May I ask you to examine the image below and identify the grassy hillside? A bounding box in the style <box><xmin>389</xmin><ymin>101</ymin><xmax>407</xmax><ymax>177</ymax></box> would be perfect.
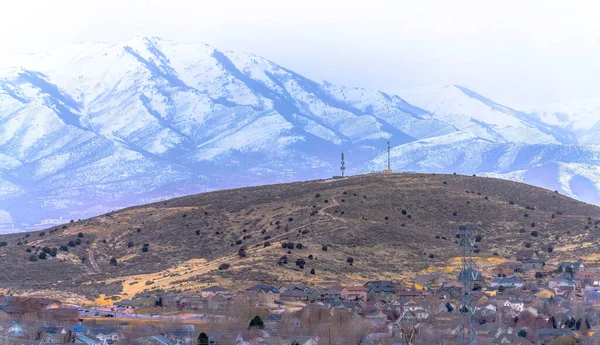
<box><xmin>0</xmin><ymin>173</ymin><xmax>598</xmax><ymax>303</ymax></box>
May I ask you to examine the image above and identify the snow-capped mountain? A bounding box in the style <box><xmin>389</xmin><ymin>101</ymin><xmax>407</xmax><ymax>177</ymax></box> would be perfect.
<box><xmin>0</xmin><ymin>36</ymin><xmax>599</xmax><ymax>232</ymax></box>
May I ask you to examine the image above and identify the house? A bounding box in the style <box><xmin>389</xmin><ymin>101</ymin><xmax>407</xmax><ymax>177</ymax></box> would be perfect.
<box><xmin>585</xmin><ymin>286</ymin><xmax>600</xmax><ymax>302</ymax></box>
<box><xmin>414</xmin><ymin>274</ymin><xmax>446</xmax><ymax>289</ymax></box>
<box><xmin>491</xmin><ymin>262</ymin><xmax>523</xmax><ymax>277</ymax></box>
<box><xmin>502</xmin><ymin>299</ymin><xmax>524</xmax><ymax>312</ymax></box>
<box><xmin>114</xmin><ymin>298</ymin><xmax>155</xmax><ymax>309</ymax></box>
<box><xmin>340</xmin><ymin>286</ymin><xmax>367</xmax><ymax>301</ymax></box>
<box><xmin>558</xmin><ymin>261</ymin><xmax>585</xmax><ymax>273</ymax></box>
<box><xmin>574</xmin><ymin>271</ymin><xmax>594</xmax><ymax>288</ymax></box>
<box><xmin>490</xmin><ymin>277</ymin><xmax>524</xmax><ymax>289</ymax></box>
<box><xmin>536</xmin><ymin>329</ymin><xmax>574</xmax><ymax>345</ymax></box>
<box><xmin>76</xmin><ymin>334</ymin><xmax>103</xmax><ymax>345</ymax></box>
<box><xmin>85</xmin><ymin>328</ymin><xmax>123</xmax><ymax>345</ymax></box>
<box><xmin>280</xmin><ymin>289</ymin><xmax>309</xmax><ymax>302</ymax></box>
<box><xmin>535</xmin><ymin>289</ymin><xmax>555</xmax><ymax>299</ymax></box>
<box><xmin>364</xmin><ymin>310</ymin><xmax>387</xmax><ymax>323</ymax></box>
<box><xmin>397</xmin><ymin>289</ymin><xmax>422</xmax><ymax>301</ymax></box>
<box><xmin>201</xmin><ymin>286</ymin><xmax>228</xmax><ymax>298</ymax></box>
<box><xmin>509</xmin><ymin>250</ymin><xmax>539</xmax><ymax>263</ymax></box>
<box><xmin>311</xmin><ymin>286</ymin><xmax>342</xmax><ymax>301</ymax></box>
<box><xmin>523</xmin><ymin>259</ymin><xmax>545</xmax><ymax>271</ymax></box>
<box><xmin>554</xmin><ymin>285</ymin><xmax>575</xmax><ymax>298</ymax></box>
<box><xmin>245</xmin><ymin>285</ymin><xmax>279</xmax><ymax>303</ymax></box>
<box><xmin>38</xmin><ymin>326</ymin><xmax>68</xmax><ymax>343</ymax></box>
<box><xmin>264</xmin><ymin>314</ymin><xmax>282</xmax><ymax>324</ymax></box>
<box><xmin>495</xmin><ymin>333</ymin><xmax>534</xmax><ymax>345</ymax></box>
<box><xmin>435</xmin><ymin>286</ymin><xmax>462</xmax><ymax>300</ymax></box>
<box><xmin>138</xmin><ymin>335</ymin><xmax>177</xmax><ymax>345</ymax></box>
<box><xmin>167</xmin><ymin>325</ymin><xmax>194</xmax><ymax>345</ymax></box>
<box><xmin>5</xmin><ymin>322</ymin><xmax>27</xmax><ymax>338</ymax></box>
<box><xmin>549</xmin><ymin>275</ymin><xmax>576</xmax><ymax>289</ymax></box>
<box><xmin>279</xmin><ymin>284</ymin><xmax>307</xmax><ymax>294</ymax></box>
<box><xmin>0</xmin><ymin>297</ymin><xmax>62</xmax><ymax>319</ymax></box>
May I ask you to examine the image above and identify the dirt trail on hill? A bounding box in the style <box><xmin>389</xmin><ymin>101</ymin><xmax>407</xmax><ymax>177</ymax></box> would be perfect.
<box><xmin>87</xmin><ymin>248</ymin><xmax>101</xmax><ymax>273</ymax></box>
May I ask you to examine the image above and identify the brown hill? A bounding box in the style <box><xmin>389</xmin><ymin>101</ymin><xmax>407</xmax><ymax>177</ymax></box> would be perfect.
<box><xmin>0</xmin><ymin>173</ymin><xmax>598</xmax><ymax>304</ymax></box>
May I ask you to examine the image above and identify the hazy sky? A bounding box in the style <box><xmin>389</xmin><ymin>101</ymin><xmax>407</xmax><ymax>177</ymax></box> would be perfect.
<box><xmin>1</xmin><ymin>0</ymin><xmax>599</xmax><ymax>106</ymax></box>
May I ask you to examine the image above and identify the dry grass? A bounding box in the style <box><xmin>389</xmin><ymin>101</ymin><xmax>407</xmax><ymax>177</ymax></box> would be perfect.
<box><xmin>0</xmin><ymin>172</ymin><xmax>598</xmax><ymax>303</ymax></box>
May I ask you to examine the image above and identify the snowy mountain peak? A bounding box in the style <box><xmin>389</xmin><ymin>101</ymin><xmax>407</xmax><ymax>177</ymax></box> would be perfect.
<box><xmin>0</xmin><ymin>37</ymin><xmax>598</xmax><ymax>233</ymax></box>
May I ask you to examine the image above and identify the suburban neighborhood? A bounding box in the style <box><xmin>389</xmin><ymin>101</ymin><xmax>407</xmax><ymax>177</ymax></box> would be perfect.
<box><xmin>0</xmin><ymin>249</ymin><xmax>599</xmax><ymax>344</ymax></box>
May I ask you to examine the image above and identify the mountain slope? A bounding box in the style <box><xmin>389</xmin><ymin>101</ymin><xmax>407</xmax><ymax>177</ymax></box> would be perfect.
<box><xmin>1</xmin><ymin>37</ymin><xmax>457</xmax><ymax>232</ymax></box>
<box><xmin>0</xmin><ymin>174</ymin><xmax>598</xmax><ymax>303</ymax></box>
<box><xmin>399</xmin><ymin>84</ymin><xmax>575</xmax><ymax>144</ymax></box>
<box><xmin>1</xmin><ymin>37</ymin><xmax>600</xmax><ymax>232</ymax></box>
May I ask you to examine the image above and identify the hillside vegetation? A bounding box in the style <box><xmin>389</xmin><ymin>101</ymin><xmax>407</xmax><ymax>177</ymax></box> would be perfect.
<box><xmin>0</xmin><ymin>173</ymin><xmax>598</xmax><ymax>303</ymax></box>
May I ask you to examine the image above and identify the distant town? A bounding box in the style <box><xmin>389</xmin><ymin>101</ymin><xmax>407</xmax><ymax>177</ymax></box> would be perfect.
<box><xmin>0</xmin><ymin>246</ymin><xmax>597</xmax><ymax>345</ymax></box>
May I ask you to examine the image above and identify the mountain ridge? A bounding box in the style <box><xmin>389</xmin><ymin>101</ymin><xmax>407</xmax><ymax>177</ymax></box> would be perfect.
<box><xmin>0</xmin><ymin>36</ymin><xmax>599</xmax><ymax>232</ymax></box>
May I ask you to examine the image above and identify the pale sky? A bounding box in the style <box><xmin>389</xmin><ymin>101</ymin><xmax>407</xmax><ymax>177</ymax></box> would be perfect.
<box><xmin>1</xmin><ymin>0</ymin><xmax>599</xmax><ymax>106</ymax></box>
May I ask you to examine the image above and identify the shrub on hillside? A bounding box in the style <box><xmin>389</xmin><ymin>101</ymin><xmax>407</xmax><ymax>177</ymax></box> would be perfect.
<box><xmin>218</xmin><ymin>263</ymin><xmax>230</xmax><ymax>270</ymax></box>
<box><xmin>110</xmin><ymin>257</ymin><xmax>118</xmax><ymax>266</ymax></box>
<box><xmin>29</xmin><ymin>254</ymin><xmax>38</xmax><ymax>262</ymax></box>
<box><xmin>347</xmin><ymin>257</ymin><xmax>354</xmax><ymax>265</ymax></box>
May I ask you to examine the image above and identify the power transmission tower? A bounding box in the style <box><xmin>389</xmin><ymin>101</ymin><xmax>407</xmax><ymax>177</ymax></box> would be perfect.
<box><xmin>456</xmin><ymin>224</ymin><xmax>479</xmax><ymax>345</ymax></box>
<box><xmin>340</xmin><ymin>153</ymin><xmax>345</xmax><ymax>177</ymax></box>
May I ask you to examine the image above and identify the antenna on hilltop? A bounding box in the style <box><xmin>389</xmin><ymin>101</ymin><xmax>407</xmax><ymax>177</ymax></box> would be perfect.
<box><xmin>340</xmin><ymin>153</ymin><xmax>345</xmax><ymax>177</ymax></box>
<box><xmin>384</xmin><ymin>140</ymin><xmax>393</xmax><ymax>174</ymax></box>
<box><xmin>387</xmin><ymin>140</ymin><xmax>391</xmax><ymax>170</ymax></box>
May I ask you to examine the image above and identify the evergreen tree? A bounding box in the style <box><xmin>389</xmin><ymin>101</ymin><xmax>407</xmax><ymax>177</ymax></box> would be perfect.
<box><xmin>248</xmin><ymin>315</ymin><xmax>264</xmax><ymax>329</ymax></box>
<box><xmin>197</xmin><ymin>332</ymin><xmax>209</xmax><ymax>345</ymax></box>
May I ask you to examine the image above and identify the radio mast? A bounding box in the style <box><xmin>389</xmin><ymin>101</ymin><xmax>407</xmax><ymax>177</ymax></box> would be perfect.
<box><xmin>384</xmin><ymin>140</ymin><xmax>393</xmax><ymax>174</ymax></box>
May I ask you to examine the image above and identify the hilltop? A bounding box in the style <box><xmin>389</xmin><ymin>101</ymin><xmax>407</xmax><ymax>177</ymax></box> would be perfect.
<box><xmin>0</xmin><ymin>173</ymin><xmax>598</xmax><ymax>304</ymax></box>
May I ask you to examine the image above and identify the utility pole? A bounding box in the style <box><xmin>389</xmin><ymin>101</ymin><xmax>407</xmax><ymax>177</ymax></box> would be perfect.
<box><xmin>328</xmin><ymin>325</ymin><xmax>332</xmax><ymax>345</ymax></box>
<box><xmin>387</xmin><ymin>140</ymin><xmax>391</xmax><ymax>171</ymax></box>
<box><xmin>456</xmin><ymin>224</ymin><xmax>479</xmax><ymax>345</ymax></box>
<box><xmin>340</xmin><ymin>153</ymin><xmax>345</xmax><ymax>177</ymax></box>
